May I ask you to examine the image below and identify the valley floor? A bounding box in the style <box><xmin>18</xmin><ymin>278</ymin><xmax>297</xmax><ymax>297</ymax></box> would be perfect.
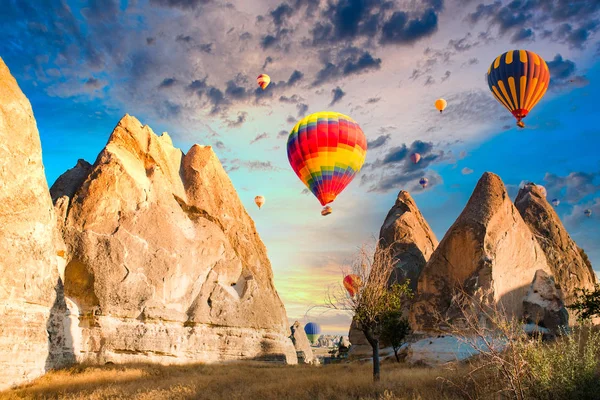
<box><xmin>0</xmin><ymin>361</ymin><xmax>467</xmax><ymax>400</ymax></box>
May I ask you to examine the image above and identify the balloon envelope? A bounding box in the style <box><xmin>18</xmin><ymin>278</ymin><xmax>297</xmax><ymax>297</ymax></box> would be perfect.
<box><xmin>257</xmin><ymin>74</ymin><xmax>270</xmax><ymax>90</ymax></box>
<box><xmin>585</xmin><ymin>209</ymin><xmax>592</xmax><ymax>217</ymax></box>
<box><xmin>287</xmin><ymin>112</ymin><xmax>367</xmax><ymax>211</ymax></box>
<box><xmin>343</xmin><ymin>274</ymin><xmax>362</xmax><ymax>297</ymax></box>
<box><xmin>486</xmin><ymin>50</ymin><xmax>550</xmax><ymax>128</ymax></box>
<box><xmin>419</xmin><ymin>177</ymin><xmax>429</xmax><ymax>188</ymax></box>
<box><xmin>304</xmin><ymin>322</ymin><xmax>321</xmax><ymax>344</ymax></box>
<box><xmin>410</xmin><ymin>153</ymin><xmax>421</xmax><ymax>164</ymax></box>
<box><xmin>552</xmin><ymin>198</ymin><xmax>560</xmax><ymax>207</ymax></box>
<box><xmin>435</xmin><ymin>98</ymin><xmax>447</xmax><ymax>113</ymax></box>
<box><xmin>254</xmin><ymin>195</ymin><xmax>265</xmax><ymax>209</ymax></box>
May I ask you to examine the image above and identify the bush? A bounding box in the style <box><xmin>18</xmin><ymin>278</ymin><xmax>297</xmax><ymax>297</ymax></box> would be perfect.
<box><xmin>523</xmin><ymin>327</ymin><xmax>600</xmax><ymax>400</ymax></box>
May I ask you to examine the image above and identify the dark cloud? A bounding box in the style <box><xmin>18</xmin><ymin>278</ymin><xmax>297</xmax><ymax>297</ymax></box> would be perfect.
<box><xmin>85</xmin><ymin>77</ymin><xmax>103</xmax><ymax>89</ymax></box>
<box><xmin>263</xmin><ymin>56</ymin><xmax>273</xmax><ymax>69</ymax></box>
<box><xmin>546</xmin><ymin>54</ymin><xmax>589</xmax><ymax>88</ymax></box>
<box><xmin>366</xmin><ymin>134</ymin><xmax>391</xmax><ymax>149</ymax></box>
<box><xmin>448</xmin><ymin>33</ymin><xmax>477</xmax><ymax>52</ymax></box>
<box><xmin>367</xmin><ymin>97</ymin><xmax>381</xmax><ymax>103</ymax></box>
<box><xmin>380</xmin><ymin>8</ymin><xmax>439</xmax><ymax>45</ymax></box>
<box><xmin>287</xmin><ymin>115</ymin><xmax>296</xmax><ymax>124</ymax></box>
<box><xmin>441</xmin><ymin>70</ymin><xmax>451</xmax><ymax>82</ymax></box>
<box><xmin>313</xmin><ymin>49</ymin><xmax>382</xmax><ymax>86</ymax></box>
<box><xmin>544</xmin><ymin>171</ymin><xmax>600</xmax><ymax>202</ymax></box>
<box><xmin>176</xmin><ymin>34</ymin><xmax>193</xmax><ymax>43</ymax></box>
<box><xmin>287</xmin><ymin>70</ymin><xmax>304</xmax><ymax>86</ymax></box>
<box><xmin>146</xmin><ymin>37</ymin><xmax>155</xmax><ymax>45</ymax></box>
<box><xmin>278</xmin><ymin>130</ymin><xmax>289</xmax><ymax>139</ymax></box>
<box><xmin>149</xmin><ymin>0</ymin><xmax>212</xmax><ymax>10</ymax></box>
<box><xmin>296</xmin><ymin>103</ymin><xmax>309</xmax><ymax>117</ymax></box>
<box><xmin>215</xmin><ymin>140</ymin><xmax>226</xmax><ymax>150</ymax></box>
<box><xmin>250</xmin><ymin>132</ymin><xmax>269</xmax><ymax>144</ymax></box>
<box><xmin>301</xmin><ymin>188</ymin><xmax>310</xmax><ymax>195</ymax></box>
<box><xmin>512</xmin><ymin>28</ymin><xmax>534</xmax><ymax>43</ymax></box>
<box><xmin>227</xmin><ymin>111</ymin><xmax>248</xmax><ymax>127</ymax></box>
<box><xmin>424</xmin><ymin>76</ymin><xmax>435</xmax><ymax>86</ymax></box>
<box><xmin>158</xmin><ymin>77</ymin><xmax>177</xmax><ymax>89</ymax></box>
<box><xmin>329</xmin><ymin>87</ymin><xmax>346</xmax><ymax>106</ymax></box>
<box><xmin>198</xmin><ymin>43</ymin><xmax>213</xmax><ymax>53</ymax></box>
<box><xmin>279</xmin><ymin>94</ymin><xmax>303</xmax><ymax>103</ymax></box>
<box><xmin>245</xmin><ymin>160</ymin><xmax>279</xmax><ymax>171</ymax></box>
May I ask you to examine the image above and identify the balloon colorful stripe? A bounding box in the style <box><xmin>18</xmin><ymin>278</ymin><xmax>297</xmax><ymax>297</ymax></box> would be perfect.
<box><xmin>286</xmin><ymin>112</ymin><xmax>367</xmax><ymax>207</ymax></box>
<box><xmin>487</xmin><ymin>50</ymin><xmax>550</xmax><ymax>128</ymax></box>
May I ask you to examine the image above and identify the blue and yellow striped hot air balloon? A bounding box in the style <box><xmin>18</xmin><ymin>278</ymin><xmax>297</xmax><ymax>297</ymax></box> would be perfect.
<box><xmin>304</xmin><ymin>322</ymin><xmax>321</xmax><ymax>345</ymax></box>
<box><xmin>486</xmin><ymin>50</ymin><xmax>550</xmax><ymax>128</ymax></box>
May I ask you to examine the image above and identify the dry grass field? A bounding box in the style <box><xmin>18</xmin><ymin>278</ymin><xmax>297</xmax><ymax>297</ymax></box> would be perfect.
<box><xmin>0</xmin><ymin>361</ymin><xmax>469</xmax><ymax>400</ymax></box>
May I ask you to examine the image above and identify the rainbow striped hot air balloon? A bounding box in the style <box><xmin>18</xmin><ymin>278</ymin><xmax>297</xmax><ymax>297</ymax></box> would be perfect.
<box><xmin>287</xmin><ymin>112</ymin><xmax>367</xmax><ymax>215</ymax></box>
<box><xmin>486</xmin><ymin>50</ymin><xmax>550</xmax><ymax>128</ymax></box>
<box><xmin>304</xmin><ymin>322</ymin><xmax>321</xmax><ymax>345</ymax></box>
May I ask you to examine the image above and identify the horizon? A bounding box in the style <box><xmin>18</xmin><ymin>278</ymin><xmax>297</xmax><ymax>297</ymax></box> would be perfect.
<box><xmin>2</xmin><ymin>0</ymin><xmax>599</xmax><ymax>336</ymax></box>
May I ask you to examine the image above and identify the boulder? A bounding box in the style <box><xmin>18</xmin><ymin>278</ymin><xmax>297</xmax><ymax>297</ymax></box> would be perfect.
<box><xmin>0</xmin><ymin>58</ymin><xmax>68</xmax><ymax>390</ymax></box>
<box><xmin>523</xmin><ymin>269</ymin><xmax>569</xmax><ymax>335</ymax></box>
<box><xmin>290</xmin><ymin>321</ymin><xmax>316</xmax><ymax>364</ymax></box>
<box><xmin>412</xmin><ymin>172</ymin><xmax>552</xmax><ymax>331</ymax></box>
<box><xmin>52</xmin><ymin>114</ymin><xmax>297</xmax><ymax>365</ymax></box>
<box><xmin>515</xmin><ymin>184</ymin><xmax>597</xmax><ymax>321</ymax></box>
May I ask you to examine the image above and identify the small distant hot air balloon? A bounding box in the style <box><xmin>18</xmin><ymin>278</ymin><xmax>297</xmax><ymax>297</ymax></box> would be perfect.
<box><xmin>304</xmin><ymin>322</ymin><xmax>321</xmax><ymax>345</ymax></box>
<box><xmin>551</xmin><ymin>198</ymin><xmax>560</xmax><ymax>207</ymax></box>
<box><xmin>343</xmin><ymin>274</ymin><xmax>362</xmax><ymax>297</ymax></box>
<box><xmin>410</xmin><ymin>153</ymin><xmax>421</xmax><ymax>164</ymax></box>
<box><xmin>257</xmin><ymin>74</ymin><xmax>270</xmax><ymax>90</ymax></box>
<box><xmin>321</xmin><ymin>206</ymin><xmax>332</xmax><ymax>216</ymax></box>
<box><xmin>435</xmin><ymin>98</ymin><xmax>447</xmax><ymax>113</ymax></box>
<box><xmin>584</xmin><ymin>209</ymin><xmax>592</xmax><ymax>218</ymax></box>
<box><xmin>419</xmin><ymin>177</ymin><xmax>429</xmax><ymax>188</ymax></box>
<box><xmin>287</xmin><ymin>112</ymin><xmax>367</xmax><ymax>216</ymax></box>
<box><xmin>254</xmin><ymin>195</ymin><xmax>265</xmax><ymax>209</ymax></box>
<box><xmin>486</xmin><ymin>50</ymin><xmax>550</xmax><ymax>128</ymax></box>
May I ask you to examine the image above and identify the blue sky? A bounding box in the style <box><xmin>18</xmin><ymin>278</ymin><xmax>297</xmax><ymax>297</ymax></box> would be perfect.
<box><xmin>1</xmin><ymin>0</ymin><xmax>599</xmax><ymax>334</ymax></box>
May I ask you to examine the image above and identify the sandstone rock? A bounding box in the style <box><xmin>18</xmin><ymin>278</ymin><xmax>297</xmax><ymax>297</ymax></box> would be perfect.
<box><xmin>0</xmin><ymin>58</ymin><xmax>67</xmax><ymax>390</ymax></box>
<box><xmin>290</xmin><ymin>321</ymin><xmax>316</xmax><ymax>364</ymax></box>
<box><xmin>412</xmin><ymin>172</ymin><xmax>552</xmax><ymax>332</ymax></box>
<box><xmin>52</xmin><ymin>114</ymin><xmax>296</xmax><ymax>365</ymax></box>
<box><xmin>515</xmin><ymin>184</ymin><xmax>597</xmax><ymax>320</ymax></box>
<box><xmin>350</xmin><ymin>191</ymin><xmax>438</xmax><ymax>355</ymax></box>
<box><xmin>380</xmin><ymin>191</ymin><xmax>439</xmax><ymax>292</ymax></box>
<box><xmin>523</xmin><ymin>269</ymin><xmax>569</xmax><ymax>335</ymax></box>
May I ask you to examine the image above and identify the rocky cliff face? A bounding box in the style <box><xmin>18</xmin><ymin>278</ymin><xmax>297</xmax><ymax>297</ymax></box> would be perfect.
<box><xmin>290</xmin><ymin>321</ymin><xmax>316</xmax><ymax>364</ymax></box>
<box><xmin>412</xmin><ymin>172</ymin><xmax>552</xmax><ymax>331</ymax></box>
<box><xmin>0</xmin><ymin>58</ymin><xmax>67</xmax><ymax>390</ymax></box>
<box><xmin>349</xmin><ymin>191</ymin><xmax>438</xmax><ymax>355</ymax></box>
<box><xmin>515</xmin><ymin>184</ymin><xmax>597</xmax><ymax>317</ymax></box>
<box><xmin>52</xmin><ymin>114</ymin><xmax>296</xmax><ymax>364</ymax></box>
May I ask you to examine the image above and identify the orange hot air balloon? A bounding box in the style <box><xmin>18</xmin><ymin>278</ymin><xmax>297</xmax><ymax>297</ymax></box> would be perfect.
<box><xmin>435</xmin><ymin>98</ymin><xmax>447</xmax><ymax>113</ymax></box>
<box><xmin>254</xmin><ymin>195</ymin><xmax>265</xmax><ymax>209</ymax></box>
<box><xmin>486</xmin><ymin>50</ymin><xmax>550</xmax><ymax>128</ymax></box>
<box><xmin>257</xmin><ymin>74</ymin><xmax>270</xmax><ymax>90</ymax></box>
<box><xmin>343</xmin><ymin>274</ymin><xmax>362</xmax><ymax>297</ymax></box>
<box><xmin>410</xmin><ymin>153</ymin><xmax>421</xmax><ymax>164</ymax></box>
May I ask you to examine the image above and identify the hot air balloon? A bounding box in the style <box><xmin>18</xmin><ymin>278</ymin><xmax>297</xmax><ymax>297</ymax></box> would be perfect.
<box><xmin>287</xmin><ymin>112</ymin><xmax>367</xmax><ymax>215</ymax></box>
<box><xmin>552</xmin><ymin>198</ymin><xmax>560</xmax><ymax>207</ymax></box>
<box><xmin>304</xmin><ymin>322</ymin><xmax>321</xmax><ymax>345</ymax></box>
<box><xmin>343</xmin><ymin>274</ymin><xmax>362</xmax><ymax>297</ymax></box>
<box><xmin>486</xmin><ymin>50</ymin><xmax>550</xmax><ymax>128</ymax></box>
<box><xmin>321</xmin><ymin>206</ymin><xmax>332</xmax><ymax>216</ymax></box>
<box><xmin>254</xmin><ymin>195</ymin><xmax>265</xmax><ymax>209</ymax></box>
<box><xmin>410</xmin><ymin>153</ymin><xmax>421</xmax><ymax>164</ymax></box>
<box><xmin>419</xmin><ymin>177</ymin><xmax>429</xmax><ymax>188</ymax></box>
<box><xmin>585</xmin><ymin>209</ymin><xmax>592</xmax><ymax>218</ymax></box>
<box><xmin>257</xmin><ymin>74</ymin><xmax>270</xmax><ymax>90</ymax></box>
<box><xmin>435</xmin><ymin>98</ymin><xmax>447</xmax><ymax>113</ymax></box>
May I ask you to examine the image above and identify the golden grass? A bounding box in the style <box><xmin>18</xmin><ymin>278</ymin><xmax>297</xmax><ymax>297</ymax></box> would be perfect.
<box><xmin>0</xmin><ymin>361</ymin><xmax>470</xmax><ymax>400</ymax></box>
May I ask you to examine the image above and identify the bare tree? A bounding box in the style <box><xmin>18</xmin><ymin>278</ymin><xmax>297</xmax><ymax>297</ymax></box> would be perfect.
<box><xmin>324</xmin><ymin>241</ymin><xmax>411</xmax><ymax>382</ymax></box>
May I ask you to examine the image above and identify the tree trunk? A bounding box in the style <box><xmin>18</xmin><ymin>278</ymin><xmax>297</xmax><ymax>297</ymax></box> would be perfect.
<box><xmin>393</xmin><ymin>348</ymin><xmax>400</xmax><ymax>363</ymax></box>
<box><xmin>363</xmin><ymin>328</ymin><xmax>380</xmax><ymax>382</ymax></box>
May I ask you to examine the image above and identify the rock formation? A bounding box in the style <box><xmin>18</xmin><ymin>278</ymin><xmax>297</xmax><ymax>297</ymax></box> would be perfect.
<box><xmin>515</xmin><ymin>184</ymin><xmax>597</xmax><ymax>319</ymax></box>
<box><xmin>290</xmin><ymin>321</ymin><xmax>316</xmax><ymax>364</ymax></box>
<box><xmin>522</xmin><ymin>270</ymin><xmax>569</xmax><ymax>335</ymax></box>
<box><xmin>412</xmin><ymin>172</ymin><xmax>552</xmax><ymax>331</ymax></box>
<box><xmin>349</xmin><ymin>191</ymin><xmax>438</xmax><ymax>355</ymax></box>
<box><xmin>0</xmin><ymin>58</ymin><xmax>67</xmax><ymax>390</ymax></box>
<box><xmin>52</xmin><ymin>114</ymin><xmax>297</xmax><ymax>365</ymax></box>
